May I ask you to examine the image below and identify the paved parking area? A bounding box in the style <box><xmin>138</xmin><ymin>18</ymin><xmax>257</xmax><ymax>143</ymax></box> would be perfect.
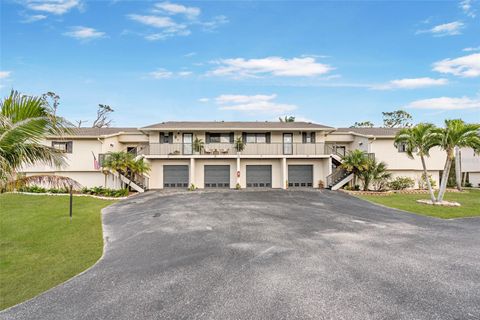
<box><xmin>2</xmin><ymin>190</ymin><xmax>480</xmax><ymax>320</ymax></box>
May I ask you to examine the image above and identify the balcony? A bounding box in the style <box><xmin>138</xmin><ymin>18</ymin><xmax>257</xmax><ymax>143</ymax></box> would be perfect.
<box><xmin>141</xmin><ymin>143</ymin><xmax>328</xmax><ymax>156</ymax></box>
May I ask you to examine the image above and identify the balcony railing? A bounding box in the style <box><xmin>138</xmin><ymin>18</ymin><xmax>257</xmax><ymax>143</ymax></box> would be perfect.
<box><xmin>142</xmin><ymin>143</ymin><xmax>328</xmax><ymax>156</ymax></box>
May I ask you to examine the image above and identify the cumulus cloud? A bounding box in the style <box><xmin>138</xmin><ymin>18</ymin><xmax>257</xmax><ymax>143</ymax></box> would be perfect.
<box><xmin>403</xmin><ymin>96</ymin><xmax>480</xmax><ymax>110</ymax></box>
<box><xmin>215</xmin><ymin>94</ymin><xmax>297</xmax><ymax>114</ymax></box>
<box><xmin>433</xmin><ymin>53</ymin><xmax>480</xmax><ymax>77</ymax></box>
<box><xmin>198</xmin><ymin>98</ymin><xmax>209</xmax><ymax>103</ymax></box>
<box><xmin>24</xmin><ymin>0</ymin><xmax>83</xmax><ymax>15</ymax></box>
<box><xmin>154</xmin><ymin>2</ymin><xmax>200</xmax><ymax>19</ymax></box>
<box><xmin>417</xmin><ymin>21</ymin><xmax>464</xmax><ymax>36</ymax></box>
<box><xmin>209</xmin><ymin>56</ymin><xmax>333</xmax><ymax>78</ymax></box>
<box><xmin>63</xmin><ymin>26</ymin><xmax>106</xmax><ymax>40</ymax></box>
<box><xmin>372</xmin><ymin>77</ymin><xmax>448</xmax><ymax>90</ymax></box>
<box><xmin>128</xmin><ymin>2</ymin><xmax>227</xmax><ymax>41</ymax></box>
<box><xmin>127</xmin><ymin>14</ymin><xmax>190</xmax><ymax>40</ymax></box>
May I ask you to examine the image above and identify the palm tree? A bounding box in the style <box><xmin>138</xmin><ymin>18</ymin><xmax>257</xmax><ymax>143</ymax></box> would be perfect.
<box><xmin>279</xmin><ymin>116</ymin><xmax>295</xmax><ymax>122</ymax></box>
<box><xmin>358</xmin><ymin>158</ymin><xmax>391</xmax><ymax>191</ymax></box>
<box><xmin>437</xmin><ymin>120</ymin><xmax>480</xmax><ymax>202</ymax></box>
<box><xmin>0</xmin><ymin>90</ymin><xmax>78</xmax><ymax>190</ymax></box>
<box><xmin>129</xmin><ymin>157</ymin><xmax>150</xmax><ymax>188</ymax></box>
<box><xmin>341</xmin><ymin>150</ymin><xmax>369</xmax><ymax>186</ymax></box>
<box><xmin>394</xmin><ymin>123</ymin><xmax>442</xmax><ymax>203</ymax></box>
<box><xmin>102</xmin><ymin>151</ymin><xmax>133</xmax><ymax>188</ymax></box>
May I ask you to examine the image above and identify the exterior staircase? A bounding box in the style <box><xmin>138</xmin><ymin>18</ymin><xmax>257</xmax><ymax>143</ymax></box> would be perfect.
<box><xmin>117</xmin><ymin>172</ymin><xmax>149</xmax><ymax>193</ymax></box>
<box><xmin>325</xmin><ymin>144</ymin><xmax>353</xmax><ymax>190</ymax></box>
<box><xmin>326</xmin><ymin>167</ymin><xmax>354</xmax><ymax>190</ymax></box>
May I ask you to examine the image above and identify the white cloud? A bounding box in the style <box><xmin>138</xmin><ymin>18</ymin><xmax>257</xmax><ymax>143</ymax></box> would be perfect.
<box><xmin>463</xmin><ymin>46</ymin><xmax>480</xmax><ymax>52</ymax></box>
<box><xmin>215</xmin><ymin>94</ymin><xmax>297</xmax><ymax>114</ymax></box>
<box><xmin>63</xmin><ymin>26</ymin><xmax>106</xmax><ymax>40</ymax></box>
<box><xmin>149</xmin><ymin>69</ymin><xmax>192</xmax><ymax>79</ymax></box>
<box><xmin>178</xmin><ymin>71</ymin><xmax>192</xmax><ymax>76</ymax></box>
<box><xmin>433</xmin><ymin>53</ymin><xmax>480</xmax><ymax>77</ymax></box>
<box><xmin>184</xmin><ymin>52</ymin><xmax>196</xmax><ymax>57</ymax></box>
<box><xmin>154</xmin><ymin>2</ymin><xmax>200</xmax><ymax>19</ymax></box>
<box><xmin>404</xmin><ymin>96</ymin><xmax>480</xmax><ymax>110</ymax></box>
<box><xmin>149</xmin><ymin>69</ymin><xmax>174</xmax><ymax>79</ymax></box>
<box><xmin>460</xmin><ymin>0</ymin><xmax>476</xmax><ymax>17</ymax></box>
<box><xmin>372</xmin><ymin>77</ymin><xmax>448</xmax><ymax>90</ymax></box>
<box><xmin>198</xmin><ymin>98</ymin><xmax>209</xmax><ymax>103</ymax></box>
<box><xmin>417</xmin><ymin>21</ymin><xmax>464</xmax><ymax>36</ymax></box>
<box><xmin>0</xmin><ymin>71</ymin><xmax>12</xmax><ymax>79</ymax></box>
<box><xmin>21</xmin><ymin>14</ymin><xmax>47</xmax><ymax>23</ymax></box>
<box><xmin>128</xmin><ymin>14</ymin><xmax>178</xmax><ymax>28</ymax></box>
<box><xmin>127</xmin><ymin>14</ymin><xmax>190</xmax><ymax>40</ymax></box>
<box><xmin>210</xmin><ymin>56</ymin><xmax>333</xmax><ymax>78</ymax></box>
<box><xmin>199</xmin><ymin>15</ymin><xmax>229</xmax><ymax>31</ymax></box>
<box><xmin>25</xmin><ymin>0</ymin><xmax>82</xmax><ymax>15</ymax></box>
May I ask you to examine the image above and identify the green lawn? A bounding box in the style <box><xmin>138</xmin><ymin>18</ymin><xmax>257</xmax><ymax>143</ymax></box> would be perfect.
<box><xmin>356</xmin><ymin>189</ymin><xmax>480</xmax><ymax>219</ymax></box>
<box><xmin>0</xmin><ymin>194</ymin><xmax>115</xmax><ymax>310</ymax></box>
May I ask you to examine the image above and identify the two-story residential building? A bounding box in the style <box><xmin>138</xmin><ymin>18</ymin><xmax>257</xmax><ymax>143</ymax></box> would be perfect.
<box><xmin>21</xmin><ymin>121</ymin><xmax>478</xmax><ymax>191</ymax></box>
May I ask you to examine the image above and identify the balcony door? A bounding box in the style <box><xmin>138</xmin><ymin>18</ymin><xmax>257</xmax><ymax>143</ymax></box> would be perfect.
<box><xmin>283</xmin><ymin>133</ymin><xmax>293</xmax><ymax>155</ymax></box>
<box><xmin>183</xmin><ymin>133</ymin><xmax>193</xmax><ymax>155</ymax></box>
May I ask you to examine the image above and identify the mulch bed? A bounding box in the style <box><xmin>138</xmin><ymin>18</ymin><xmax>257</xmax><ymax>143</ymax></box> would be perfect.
<box><xmin>341</xmin><ymin>188</ymin><xmax>462</xmax><ymax>196</ymax></box>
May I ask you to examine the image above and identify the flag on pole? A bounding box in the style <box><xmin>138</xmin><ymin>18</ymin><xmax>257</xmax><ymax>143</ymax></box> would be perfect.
<box><xmin>92</xmin><ymin>151</ymin><xmax>101</xmax><ymax>170</ymax></box>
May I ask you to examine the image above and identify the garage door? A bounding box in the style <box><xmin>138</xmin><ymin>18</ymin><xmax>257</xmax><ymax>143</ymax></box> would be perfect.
<box><xmin>246</xmin><ymin>165</ymin><xmax>272</xmax><ymax>188</ymax></box>
<box><xmin>163</xmin><ymin>165</ymin><xmax>189</xmax><ymax>188</ymax></box>
<box><xmin>204</xmin><ymin>165</ymin><xmax>230</xmax><ymax>188</ymax></box>
<box><xmin>288</xmin><ymin>165</ymin><xmax>313</xmax><ymax>187</ymax></box>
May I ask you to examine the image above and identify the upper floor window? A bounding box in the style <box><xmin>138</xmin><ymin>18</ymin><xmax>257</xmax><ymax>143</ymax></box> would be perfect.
<box><xmin>52</xmin><ymin>141</ymin><xmax>73</xmax><ymax>153</ymax></box>
<box><xmin>207</xmin><ymin>133</ymin><xmax>232</xmax><ymax>143</ymax></box>
<box><xmin>245</xmin><ymin>133</ymin><xmax>269</xmax><ymax>143</ymax></box>
<box><xmin>160</xmin><ymin>132</ymin><xmax>173</xmax><ymax>144</ymax></box>
<box><xmin>302</xmin><ymin>132</ymin><xmax>316</xmax><ymax>144</ymax></box>
<box><xmin>397</xmin><ymin>142</ymin><xmax>407</xmax><ymax>152</ymax></box>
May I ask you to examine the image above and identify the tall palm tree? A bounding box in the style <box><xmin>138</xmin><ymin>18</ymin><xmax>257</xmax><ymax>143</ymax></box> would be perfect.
<box><xmin>0</xmin><ymin>90</ymin><xmax>78</xmax><ymax>189</ymax></box>
<box><xmin>437</xmin><ymin>120</ymin><xmax>480</xmax><ymax>202</ymax></box>
<box><xmin>341</xmin><ymin>150</ymin><xmax>369</xmax><ymax>186</ymax></box>
<box><xmin>394</xmin><ymin>123</ymin><xmax>442</xmax><ymax>203</ymax></box>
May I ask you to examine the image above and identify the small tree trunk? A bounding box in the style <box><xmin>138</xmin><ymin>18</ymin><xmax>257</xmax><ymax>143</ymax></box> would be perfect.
<box><xmin>420</xmin><ymin>155</ymin><xmax>436</xmax><ymax>203</ymax></box>
<box><xmin>438</xmin><ymin>154</ymin><xmax>452</xmax><ymax>202</ymax></box>
<box><xmin>455</xmin><ymin>147</ymin><xmax>462</xmax><ymax>191</ymax></box>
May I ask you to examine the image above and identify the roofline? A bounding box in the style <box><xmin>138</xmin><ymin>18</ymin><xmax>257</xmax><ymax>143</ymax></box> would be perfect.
<box><xmin>46</xmin><ymin>130</ymin><xmax>143</xmax><ymax>139</ymax></box>
<box><xmin>140</xmin><ymin>127</ymin><xmax>334</xmax><ymax>131</ymax></box>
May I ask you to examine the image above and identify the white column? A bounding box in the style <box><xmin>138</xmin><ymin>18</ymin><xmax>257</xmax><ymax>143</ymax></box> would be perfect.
<box><xmin>236</xmin><ymin>155</ymin><xmax>241</xmax><ymax>187</ymax></box>
<box><xmin>190</xmin><ymin>158</ymin><xmax>195</xmax><ymax>187</ymax></box>
<box><xmin>282</xmin><ymin>157</ymin><xmax>287</xmax><ymax>189</ymax></box>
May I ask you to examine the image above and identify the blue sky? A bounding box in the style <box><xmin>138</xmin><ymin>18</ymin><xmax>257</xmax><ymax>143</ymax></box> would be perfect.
<box><xmin>1</xmin><ymin>0</ymin><xmax>479</xmax><ymax>128</ymax></box>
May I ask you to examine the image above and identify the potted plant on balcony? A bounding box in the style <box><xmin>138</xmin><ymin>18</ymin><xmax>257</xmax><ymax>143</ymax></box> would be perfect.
<box><xmin>193</xmin><ymin>136</ymin><xmax>204</xmax><ymax>155</ymax></box>
<box><xmin>234</xmin><ymin>137</ymin><xmax>245</xmax><ymax>154</ymax></box>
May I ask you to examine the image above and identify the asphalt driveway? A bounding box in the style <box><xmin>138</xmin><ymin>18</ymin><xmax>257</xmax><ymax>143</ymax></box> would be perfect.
<box><xmin>2</xmin><ymin>190</ymin><xmax>480</xmax><ymax>320</ymax></box>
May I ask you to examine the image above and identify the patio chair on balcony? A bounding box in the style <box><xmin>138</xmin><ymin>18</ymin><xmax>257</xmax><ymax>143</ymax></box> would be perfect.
<box><xmin>220</xmin><ymin>148</ymin><xmax>229</xmax><ymax>154</ymax></box>
<box><xmin>204</xmin><ymin>148</ymin><xmax>213</xmax><ymax>154</ymax></box>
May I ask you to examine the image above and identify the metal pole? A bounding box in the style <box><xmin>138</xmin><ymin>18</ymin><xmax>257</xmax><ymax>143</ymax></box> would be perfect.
<box><xmin>69</xmin><ymin>185</ymin><xmax>73</xmax><ymax>221</ymax></box>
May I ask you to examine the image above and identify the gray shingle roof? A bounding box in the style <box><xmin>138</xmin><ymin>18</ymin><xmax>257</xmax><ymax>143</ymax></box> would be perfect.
<box><xmin>49</xmin><ymin>127</ymin><xmax>139</xmax><ymax>137</ymax></box>
<box><xmin>141</xmin><ymin>121</ymin><xmax>334</xmax><ymax>130</ymax></box>
<box><xmin>336</xmin><ymin>127</ymin><xmax>402</xmax><ymax>136</ymax></box>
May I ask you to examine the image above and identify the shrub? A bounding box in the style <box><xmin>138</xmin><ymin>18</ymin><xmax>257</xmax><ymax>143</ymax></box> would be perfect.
<box><xmin>418</xmin><ymin>173</ymin><xmax>436</xmax><ymax>190</ymax></box>
<box><xmin>80</xmin><ymin>186</ymin><xmax>128</xmax><ymax>197</ymax></box>
<box><xmin>235</xmin><ymin>183</ymin><xmax>241</xmax><ymax>190</ymax></box>
<box><xmin>388</xmin><ymin>177</ymin><xmax>415</xmax><ymax>190</ymax></box>
<box><xmin>18</xmin><ymin>185</ymin><xmax>47</xmax><ymax>193</ymax></box>
<box><xmin>188</xmin><ymin>184</ymin><xmax>196</xmax><ymax>191</ymax></box>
